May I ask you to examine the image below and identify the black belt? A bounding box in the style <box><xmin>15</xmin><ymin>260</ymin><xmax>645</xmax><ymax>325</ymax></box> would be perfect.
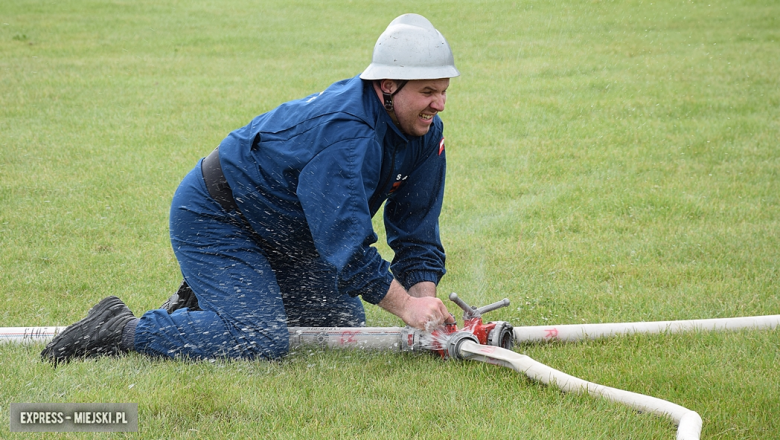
<box><xmin>201</xmin><ymin>147</ymin><xmax>239</xmax><ymax>212</ymax></box>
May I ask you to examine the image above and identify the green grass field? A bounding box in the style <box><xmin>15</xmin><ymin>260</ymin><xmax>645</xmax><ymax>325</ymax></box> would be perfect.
<box><xmin>1</xmin><ymin>0</ymin><xmax>778</xmax><ymax>438</ymax></box>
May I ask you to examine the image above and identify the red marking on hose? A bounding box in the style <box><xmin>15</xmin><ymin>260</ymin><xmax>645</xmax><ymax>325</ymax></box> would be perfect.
<box><xmin>339</xmin><ymin>331</ymin><xmax>358</xmax><ymax>345</ymax></box>
<box><xmin>544</xmin><ymin>328</ymin><xmax>559</xmax><ymax>339</ymax></box>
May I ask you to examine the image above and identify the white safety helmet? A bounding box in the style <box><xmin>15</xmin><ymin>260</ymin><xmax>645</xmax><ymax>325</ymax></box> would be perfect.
<box><xmin>360</xmin><ymin>14</ymin><xmax>460</xmax><ymax>81</ymax></box>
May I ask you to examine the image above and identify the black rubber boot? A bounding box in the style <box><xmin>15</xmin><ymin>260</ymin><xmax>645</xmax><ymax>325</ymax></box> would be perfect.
<box><xmin>160</xmin><ymin>280</ymin><xmax>201</xmax><ymax>314</ymax></box>
<box><xmin>41</xmin><ymin>296</ymin><xmax>136</xmax><ymax>365</ymax></box>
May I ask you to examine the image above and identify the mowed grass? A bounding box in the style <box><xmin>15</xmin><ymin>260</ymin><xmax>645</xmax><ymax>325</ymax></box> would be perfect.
<box><xmin>1</xmin><ymin>0</ymin><xmax>778</xmax><ymax>438</ymax></box>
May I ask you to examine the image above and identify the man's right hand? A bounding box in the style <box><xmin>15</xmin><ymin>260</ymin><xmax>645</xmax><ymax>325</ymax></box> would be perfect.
<box><xmin>378</xmin><ymin>280</ymin><xmax>454</xmax><ymax>330</ymax></box>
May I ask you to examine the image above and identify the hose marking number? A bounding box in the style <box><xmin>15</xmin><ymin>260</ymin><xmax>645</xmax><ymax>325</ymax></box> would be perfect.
<box><xmin>339</xmin><ymin>331</ymin><xmax>358</xmax><ymax>345</ymax></box>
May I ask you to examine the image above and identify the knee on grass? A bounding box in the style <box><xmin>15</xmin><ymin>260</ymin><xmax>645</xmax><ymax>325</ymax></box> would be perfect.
<box><xmin>235</xmin><ymin>325</ymin><xmax>290</xmax><ymax>360</ymax></box>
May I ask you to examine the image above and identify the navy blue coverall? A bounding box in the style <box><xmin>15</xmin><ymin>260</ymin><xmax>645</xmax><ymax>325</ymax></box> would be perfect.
<box><xmin>133</xmin><ymin>75</ymin><xmax>448</xmax><ymax>359</ymax></box>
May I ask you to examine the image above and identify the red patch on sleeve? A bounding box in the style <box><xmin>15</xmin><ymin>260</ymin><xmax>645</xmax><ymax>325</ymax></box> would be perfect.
<box><xmin>438</xmin><ymin>137</ymin><xmax>445</xmax><ymax>155</ymax></box>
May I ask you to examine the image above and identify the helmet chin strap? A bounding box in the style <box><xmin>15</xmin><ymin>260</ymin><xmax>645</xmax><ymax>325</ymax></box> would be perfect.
<box><xmin>378</xmin><ymin>80</ymin><xmax>408</xmax><ymax>112</ymax></box>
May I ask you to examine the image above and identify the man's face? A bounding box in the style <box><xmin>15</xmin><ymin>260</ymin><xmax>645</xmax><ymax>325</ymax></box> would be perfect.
<box><xmin>387</xmin><ymin>78</ymin><xmax>450</xmax><ymax>137</ymax></box>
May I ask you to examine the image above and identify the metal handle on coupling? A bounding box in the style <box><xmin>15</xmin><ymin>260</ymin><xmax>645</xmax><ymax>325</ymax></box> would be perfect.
<box><xmin>449</xmin><ymin>293</ymin><xmax>511</xmax><ymax>319</ymax></box>
<box><xmin>475</xmin><ymin>298</ymin><xmax>511</xmax><ymax>316</ymax></box>
<box><xmin>448</xmin><ymin>293</ymin><xmax>476</xmax><ymax>318</ymax></box>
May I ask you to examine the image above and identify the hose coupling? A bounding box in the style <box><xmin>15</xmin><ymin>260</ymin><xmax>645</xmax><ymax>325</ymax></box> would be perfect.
<box><xmin>446</xmin><ymin>331</ymin><xmax>480</xmax><ymax>360</ymax></box>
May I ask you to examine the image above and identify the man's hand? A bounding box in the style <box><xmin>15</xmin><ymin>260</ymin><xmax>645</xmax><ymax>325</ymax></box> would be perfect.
<box><xmin>378</xmin><ymin>280</ymin><xmax>453</xmax><ymax>330</ymax></box>
<box><xmin>401</xmin><ymin>296</ymin><xmax>454</xmax><ymax>330</ymax></box>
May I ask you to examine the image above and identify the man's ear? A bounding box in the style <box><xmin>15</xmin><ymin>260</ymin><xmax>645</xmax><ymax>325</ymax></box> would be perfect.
<box><xmin>380</xmin><ymin>79</ymin><xmax>396</xmax><ymax>95</ymax></box>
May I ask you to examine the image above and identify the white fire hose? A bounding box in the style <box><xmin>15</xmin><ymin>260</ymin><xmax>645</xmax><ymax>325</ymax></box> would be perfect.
<box><xmin>512</xmin><ymin>315</ymin><xmax>780</xmax><ymax>343</ymax></box>
<box><xmin>450</xmin><ymin>336</ymin><xmax>703</xmax><ymax>440</ymax></box>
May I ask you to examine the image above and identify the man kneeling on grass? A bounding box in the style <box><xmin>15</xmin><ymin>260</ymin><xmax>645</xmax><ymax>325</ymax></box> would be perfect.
<box><xmin>42</xmin><ymin>14</ymin><xmax>458</xmax><ymax>363</ymax></box>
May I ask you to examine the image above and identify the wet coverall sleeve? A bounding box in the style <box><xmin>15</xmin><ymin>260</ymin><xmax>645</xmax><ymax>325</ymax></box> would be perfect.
<box><xmin>384</xmin><ymin>137</ymin><xmax>447</xmax><ymax>290</ymax></box>
<box><xmin>297</xmin><ymin>136</ymin><xmax>393</xmax><ymax>305</ymax></box>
